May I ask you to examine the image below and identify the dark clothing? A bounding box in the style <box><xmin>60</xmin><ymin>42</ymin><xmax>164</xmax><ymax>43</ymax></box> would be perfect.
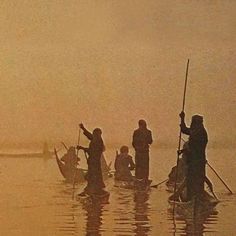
<box><xmin>83</xmin><ymin>129</ymin><xmax>105</xmax><ymax>194</ymax></box>
<box><xmin>114</xmin><ymin>154</ymin><xmax>135</xmax><ymax>181</ymax></box>
<box><xmin>180</xmin><ymin>121</ymin><xmax>208</xmax><ymax>200</ymax></box>
<box><xmin>135</xmin><ymin>152</ymin><xmax>149</xmax><ymax>180</ymax></box>
<box><xmin>168</xmin><ymin>157</ymin><xmax>186</xmax><ymax>183</ymax></box>
<box><xmin>132</xmin><ymin>128</ymin><xmax>153</xmax><ymax>181</ymax></box>
<box><xmin>132</xmin><ymin>128</ymin><xmax>153</xmax><ymax>153</ymax></box>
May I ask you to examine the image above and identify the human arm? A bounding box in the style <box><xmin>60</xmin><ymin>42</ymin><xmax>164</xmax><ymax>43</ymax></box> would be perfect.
<box><xmin>147</xmin><ymin>130</ymin><xmax>153</xmax><ymax>145</ymax></box>
<box><xmin>132</xmin><ymin>131</ymin><xmax>137</xmax><ymax>149</ymax></box>
<box><xmin>179</xmin><ymin>111</ymin><xmax>190</xmax><ymax>135</ymax></box>
<box><xmin>79</xmin><ymin>123</ymin><xmax>93</xmax><ymax>140</ymax></box>
<box><xmin>205</xmin><ymin>176</ymin><xmax>213</xmax><ymax>192</ymax></box>
<box><xmin>77</xmin><ymin>145</ymin><xmax>89</xmax><ymax>153</ymax></box>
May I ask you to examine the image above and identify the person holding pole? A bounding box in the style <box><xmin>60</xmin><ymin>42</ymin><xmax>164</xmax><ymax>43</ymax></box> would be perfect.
<box><xmin>77</xmin><ymin>123</ymin><xmax>107</xmax><ymax>196</ymax></box>
<box><xmin>179</xmin><ymin>111</ymin><xmax>208</xmax><ymax>201</ymax></box>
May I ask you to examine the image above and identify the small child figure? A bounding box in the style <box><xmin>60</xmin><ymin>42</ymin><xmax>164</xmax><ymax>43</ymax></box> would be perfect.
<box><xmin>114</xmin><ymin>146</ymin><xmax>135</xmax><ymax>182</ymax></box>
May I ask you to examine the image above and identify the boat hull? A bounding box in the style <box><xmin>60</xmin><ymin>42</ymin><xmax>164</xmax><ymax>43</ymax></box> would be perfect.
<box><xmin>168</xmin><ymin>191</ymin><xmax>219</xmax><ymax>218</ymax></box>
<box><xmin>55</xmin><ymin>149</ymin><xmax>86</xmax><ymax>183</ymax></box>
<box><xmin>114</xmin><ymin>179</ymin><xmax>152</xmax><ymax>192</ymax></box>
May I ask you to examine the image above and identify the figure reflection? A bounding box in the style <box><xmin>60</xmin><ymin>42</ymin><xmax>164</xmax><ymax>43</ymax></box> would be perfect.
<box><xmin>184</xmin><ymin>209</ymin><xmax>218</xmax><ymax>236</ymax></box>
<box><xmin>83</xmin><ymin>202</ymin><xmax>104</xmax><ymax>236</ymax></box>
<box><xmin>133</xmin><ymin>191</ymin><xmax>151</xmax><ymax>236</ymax></box>
<box><xmin>170</xmin><ymin>208</ymin><xmax>218</xmax><ymax>236</ymax></box>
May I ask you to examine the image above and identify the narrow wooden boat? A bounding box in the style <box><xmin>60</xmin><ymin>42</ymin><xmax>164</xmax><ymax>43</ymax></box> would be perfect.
<box><xmin>114</xmin><ymin>178</ymin><xmax>152</xmax><ymax>192</ymax></box>
<box><xmin>168</xmin><ymin>191</ymin><xmax>219</xmax><ymax>218</ymax></box>
<box><xmin>166</xmin><ymin>180</ymin><xmax>182</xmax><ymax>192</ymax></box>
<box><xmin>114</xmin><ymin>179</ymin><xmax>135</xmax><ymax>189</ymax></box>
<box><xmin>55</xmin><ymin>149</ymin><xmax>86</xmax><ymax>183</ymax></box>
<box><xmin>55</xmin><ymin>149</ymin><xmax>112</xmax><ymax>183</ymax></box>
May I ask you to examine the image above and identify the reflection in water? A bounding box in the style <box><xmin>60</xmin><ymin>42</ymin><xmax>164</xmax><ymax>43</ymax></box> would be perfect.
<box><xmin>83</xmin><ymin>202</ymin><xmax>104</xmax><ymax>236</ymax></box>
<box><xmin>133</xmin><ymin>191</ymin><xmax>151</xmax><ymax>236</ymax></box>
<box><xmin>1</xmin><ymin>150</ymin><xmax>235</xmax><ymax>235</ymax></box>
<box><xmin>54</xmin><ymin>182</ymin><xmax>106</xmax><ymax>236</ymax></box>
<box><xmin>54</xmin><ymin>182</ymin><xmax>80</xmax><ymax>235</ymax></box>
<box><xmin>168</xmin><ymin>204</ymin><xmax>219</xmax><ymax>236</ymax></box>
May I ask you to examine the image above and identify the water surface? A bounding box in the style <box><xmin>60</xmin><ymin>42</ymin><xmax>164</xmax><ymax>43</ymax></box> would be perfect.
<box><xmin>0</xmin><ymin>148</ymin><xmax>234</xmax><ymax>235</ymax></box>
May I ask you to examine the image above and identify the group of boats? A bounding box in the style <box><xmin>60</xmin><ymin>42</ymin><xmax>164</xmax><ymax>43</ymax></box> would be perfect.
<box><xmin>54</xmin><ymin>148</ymin><xmax>220</xmax><ymax>219</ymax></box>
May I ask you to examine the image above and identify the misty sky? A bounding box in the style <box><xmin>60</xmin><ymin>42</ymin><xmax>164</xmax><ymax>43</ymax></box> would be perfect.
<box><xmin>0</xmin><ymin>1</ymin><xmax>235</xmax><ymax>148</ymax></box>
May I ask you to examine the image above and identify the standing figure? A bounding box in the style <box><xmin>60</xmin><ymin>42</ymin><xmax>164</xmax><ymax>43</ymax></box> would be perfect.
<box><xmin>114</xmin><ymin>146</ymin><xmax>135</xmax><ymax>182</ymax></box>
<box><xmin>179</xmin><ymin>111</ymin><xmax>208</xmax><ymax>200</ymax></box>
<box><xmin>132</xmin><ymin>120</ymin><xmax>153</xmax><ymax>184</ymax></box>
<box><xmin>77</xmin><ymin>123</ymin><xmax>106</xmax><ymax>196</ymax></box>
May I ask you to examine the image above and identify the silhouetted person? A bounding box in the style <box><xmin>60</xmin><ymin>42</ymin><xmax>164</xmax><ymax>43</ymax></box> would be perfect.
<box><xmin>114</xmin><ymin>146</ymin><xmax>135</xmax><ymax>182</ymax></box>
<box><xmin>179</xmin><ymin>111</ymin><xmax>208</xmax><ymax>200</ymax></box>
<box><xmin>77</xmin><ymin>123</ymin><xmax>106</xmax><ymax>196</ymax></box>
<box><xmin>61</xmin><ymin>146</ymin><xmax>79</xmax><ymax>170</ymax></box>
<box><xmin>167</xmin><ymin>141</ymin><xmax>189</xmax><ymax>185</ymax></box>
<box><xmin>132</xmin><ymin>120</ymin><xmax>153</xmax><ymax>183</ymax></box>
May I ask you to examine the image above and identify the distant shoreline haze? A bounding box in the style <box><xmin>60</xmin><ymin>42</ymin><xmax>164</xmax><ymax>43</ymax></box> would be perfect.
<box><xmin>0</xmin><ymin>139</ymin><xmax>235</xmax><ymax>151</ymax></box>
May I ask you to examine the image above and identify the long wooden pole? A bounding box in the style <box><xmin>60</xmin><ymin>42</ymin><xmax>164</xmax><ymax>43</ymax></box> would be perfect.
<box><xmin>72</xmin><ymin>128</ymin><xmax>81</xmax><ymax>199</ymax></box>
<box><xmin>207</xmin><ymin>162</ymin><xmax>233</xmax><ymax>194</ymax></box>
<box><xmin>173</xmin><ymin>59</ymin><xmax>190</xmax><ymax>214</ymax></box>
<box><xmin>151</xmin><ymin>178</ymin><xmax>168</xmax><ymax>188</ymax></box>
<box><xmin>61</xmin><ymin>142</ymin><xmax>68</xmax><ymax>151</ymax></box>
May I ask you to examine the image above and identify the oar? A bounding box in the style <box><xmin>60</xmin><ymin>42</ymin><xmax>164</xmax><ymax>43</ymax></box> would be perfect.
<box><xmin>151</xmin><ymin>179</ymin><xmax>168</xmax><ymax>188</ymax></box>
<box><xmin>207</xmin><ymin>162</ymin><xmax>233</xmax><ymax>194</ymax></box>
<box><xmin>61</xmin><ymin>142</ymin><xmax>68</xmax><ymax>151</ymax></box>
<box><xmin>173</xmin><ymin>59</ymin><xmax>190</xmax><ymax>214</ymax></box>
<box><xmin>210</xmin><ymin>189</ymin><xmax>218</xmax><ymax>200</ymax></box>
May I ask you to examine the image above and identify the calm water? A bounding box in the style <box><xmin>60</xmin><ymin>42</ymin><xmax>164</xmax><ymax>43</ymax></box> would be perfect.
<box><xmin>0</xmin><ymin>148</ymin><xmax>235</xmax><ymax>235</ymax></box>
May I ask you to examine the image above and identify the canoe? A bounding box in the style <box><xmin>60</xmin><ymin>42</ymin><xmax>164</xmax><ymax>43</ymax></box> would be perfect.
<box><xmin>166</xmin><ymin>180</ymin><xmax>182</xmax><ymax>192</ymax></box>
<box><xmin>114</xmin><ymin>179</ymin><xmax>135</xmax><ymax>189</ymax></box>
<box><xmin>168</xmin><ymin>191</ymin><xmax>219</xmax><ymax>218</ymax></box>
<box><xmin>77</xmin><ymin>191</ymin><xmax>110</xmax><ymax>205</ymax></box>
<box><xmin>55</xmin><ymin>149</ymin><xmax>113</xmax><ymax>183</ymax></box>
<box><xmin>114</xmin><ymin>178</ymin><xmax>152</xmax><ymax>192</ymax></box>
<box><xmin>55</xmin><ymin>149</ymin><xmax>86</xmax><ymax>183</ymax></box>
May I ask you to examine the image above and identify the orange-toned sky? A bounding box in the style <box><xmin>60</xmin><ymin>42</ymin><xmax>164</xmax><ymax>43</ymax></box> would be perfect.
<box><xmin>0</xmin><ymin>1</ymin><xmax>235</xmax><ymax>148</ymax></box>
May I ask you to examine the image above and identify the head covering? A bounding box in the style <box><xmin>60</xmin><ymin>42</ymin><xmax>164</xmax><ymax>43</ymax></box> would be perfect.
<box><xmin>68</xmin><ymin>146</ymin><xmax>75</xmax><ymax>153</ymax></box>
<box><xmin>120</xmin><ymin>145</ymin><xmax>129</xmax><ymax>154</ymax></box>
<box><xmin>191</xmin><ymin>115</ymin><xmax>203</xmax><ymax>124</ymax></box>
<box><xmin>138</xmin><ymin>119</ymin><xmax>147</xmax><ymax>128</ymax></box>
<box><xmin>93</xmin><ymin>128</ymin><xmax>102</xmax><ymax>137</ymax></box>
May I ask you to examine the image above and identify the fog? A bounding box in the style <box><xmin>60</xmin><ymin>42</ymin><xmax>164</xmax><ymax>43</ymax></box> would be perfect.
<box><xmin>0</xmin><ymin>1</ymin><xmax>235</xmax><ymax>149</ymax></box>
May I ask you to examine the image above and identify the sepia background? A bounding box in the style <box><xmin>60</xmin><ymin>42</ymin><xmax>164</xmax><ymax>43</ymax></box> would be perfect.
<box><xmin>0</xmin><ymin>1</ymin><xmax>235</xmax><ymax>236</ymax></box>
<box><xmin>0</xmin><ymin>0</ymin><xmax>235</xmax><ymax>149</ymax></box>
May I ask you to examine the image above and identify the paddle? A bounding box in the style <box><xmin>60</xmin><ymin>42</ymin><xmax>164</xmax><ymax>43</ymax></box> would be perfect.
<box><xmin>173</xmin><ymin>59</ymin><xmax>190</xmax><ymax>214</ymax></box>
<box><xmin>209</xmin><ymin>188</ymin><xmax>218</xmax><ymax>200</ymax></box>
<box><xmin>150</xmin><ymin>178</ymin><xmax>168</xmax><ymax>188</ymax></box>
<box><xmin>61</xmin><ymin>142</ymin><xmax>69</xmax><ymax>151</ymax></box>
<box><xmin>207</xmin><ymin>162</ymin><xmax>233</xmax><ymax>194</ymax></box>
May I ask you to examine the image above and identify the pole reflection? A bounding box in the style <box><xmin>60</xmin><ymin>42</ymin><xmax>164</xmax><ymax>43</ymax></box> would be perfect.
<box><xmin>169</xmin><ymin>205</ymin><xmax>218</xmax><ymax>235</ymax></box>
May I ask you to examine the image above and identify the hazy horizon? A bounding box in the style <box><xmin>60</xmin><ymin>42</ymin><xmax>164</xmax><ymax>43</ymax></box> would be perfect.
<box><xmin>0</xmin><ymin>1</ymin><xmax>235</xmax><ymax>150</ymax></box>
